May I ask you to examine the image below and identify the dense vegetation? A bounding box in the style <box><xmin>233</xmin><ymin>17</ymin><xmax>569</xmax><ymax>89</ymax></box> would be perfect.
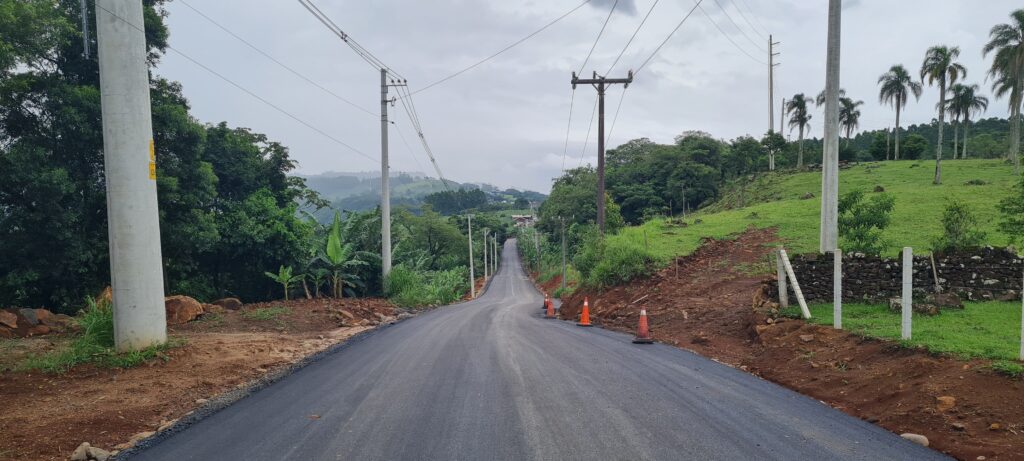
<box><xmin>0</xmin><ymin>0</ymin><xmax>513</xmax><ymax>312</ymax></box>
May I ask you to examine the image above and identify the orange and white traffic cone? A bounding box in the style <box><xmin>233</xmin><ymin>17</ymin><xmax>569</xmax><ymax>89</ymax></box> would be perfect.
<box><xmin>576</xmin><ymin>297</ymin><xmax>592</xmax><ymax>327</ymax></box>
<box><xmin>545</xmin><ymin>297</ymin><xmax>556</xmax><ymax>319</ymax></box>
<box><xmin>632</xmin><ymin>308</ymin><xmax>654</xmax><ymax>344</ymax></box>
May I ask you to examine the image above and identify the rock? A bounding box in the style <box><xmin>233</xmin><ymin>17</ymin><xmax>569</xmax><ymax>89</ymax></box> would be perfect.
<box><xmin>211</xmin><ymin>297</ymin><xmax>243</xmax><ymax>311</ymax></box>
<box><xmin>936</xmin><ymin>395</ymin><xmax>956</xmax><ymax>412</ymax></box>
<box><xmin>87</xmin><ymin>446</ymin><xmax>112</xmax><ymax>461</ymax></box>
<box><xmin>888</xmin><ymin>298</ymin><xmax>939</xmax><ymax>316</ymax></box>
<box><xmin>27</xmin><ymin>324</ymin><xmax>51</xmax><ymax>336</ymax></box>
<box><xmin>951</xmin><ymin>422</ymin><xmax>966</xmax><ymax>431</ymax></box>
<box><xmin>129</xmin><ymin>431</ymin><xmax>155</xmax><ymax>444</ymax></box>
<box><xmin>0</xmin><ymin>327</ymin><xmax>13</xmax><ymax>339</ymax></box>
<box><xmin>18</xmin><ymin>308</ymin><xmax>39</xmax><ymax>326</ymax></box>
<box><xmin>71</xmin><ymin>442</ymin><xmax>91</xmax><ymax>461</ymax></box>
<box><xmin>900</xmin><ymin>433</ymin><xmax>929</xmax><ymax>447</ymax></box>
<box><xmin>799</xmin><ymin>334</ymin><xmax>814</xmax><ymax>343</ymax></box>
<box><xmin>754</xmin><ymin>324</ymin><xmax>771</xmax><ymax>336</ymax></box>
<box><xmin>337</xmin><ymin>309</ymin><xmax>356</xmax><ymax>320</ymax></box>
<box><xmin>996</xmin><ymin>290</ymin><xmax>1019</xmax><ymax>302</ymax></box>
<box><xmin>195</xmin><ymin>398</ymin><xmax>208</xmax><ymax>404</ymax></box>
<box><xmin>0</xmin><ymin>310</ymin><xmax>17</xmax><ymax>329</ymax></box>
<box><xmin>165</xmin><ymin>296</ymin><xmax>204</xmax><ymax>325</ymax></box>
<box><xmin>926</xmin><ymin>292</ymin><xmax>963</xmax><ymax>309</ymax></box>
<box><xmin>202</xmin><ymin>303</ymin><xmax>225</xmax><ymax>315</ymax></box>
<box><xmin>989</xmin><ymin>423</ymin><xmax>1001</xmax><ymax>431</ymax></box>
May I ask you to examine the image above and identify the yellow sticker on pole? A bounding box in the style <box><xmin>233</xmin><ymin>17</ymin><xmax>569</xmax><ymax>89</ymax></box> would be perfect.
<box><xmin>148</xmin><ymin>139</ymin><xmax>156</xmax><ymax>180</ymax></box>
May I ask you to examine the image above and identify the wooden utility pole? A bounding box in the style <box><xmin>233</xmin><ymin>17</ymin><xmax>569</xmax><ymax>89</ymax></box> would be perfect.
<box><xmin>571</xmin><ymin>71</ymin><xmax>633</xmax><ymax>234</ymax></box>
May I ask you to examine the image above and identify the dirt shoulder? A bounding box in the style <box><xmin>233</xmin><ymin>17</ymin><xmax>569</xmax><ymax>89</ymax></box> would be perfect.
<box><xmin>555</xmin><ymin>228</ymin><xmax>1024</xmax><ymax>461</ymax></box>
<box><xmin>0</xmin><ymin>298</ymin><xmax>402</xmax><ymax>461</ymax></box>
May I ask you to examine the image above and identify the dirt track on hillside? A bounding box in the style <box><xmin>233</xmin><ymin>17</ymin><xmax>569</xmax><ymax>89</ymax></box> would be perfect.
<box><xmin>555</xmin><ymin>228</ymin><xmax>1024</xmax><ymax>460</ymax></box>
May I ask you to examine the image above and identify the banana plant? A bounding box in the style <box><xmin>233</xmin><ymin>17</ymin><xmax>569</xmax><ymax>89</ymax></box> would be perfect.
<box><xmin>324</xmin><ymin>211</ymin><xmax>368</xmax><ymax>298</ymax></box>
<box><xmin>309</xmin><ymin>268</ymin><xmax>331</xmax><ymax>298</ymax></box>
<box><xmin>264</xmin><ymin>265</ymin><xmax>303</xmax><ymax>301</ymax></box>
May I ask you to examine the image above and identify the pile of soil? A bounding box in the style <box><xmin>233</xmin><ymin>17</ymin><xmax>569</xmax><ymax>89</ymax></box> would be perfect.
<box><xmin>0</xmin><ymin>297</ymin><xmax>400</xmax><ymax>460</ymax></box>
<box><xmin>558</xmin><ymin>228</ymin><xmax>1024</xmax><ymax>460</ymax></box>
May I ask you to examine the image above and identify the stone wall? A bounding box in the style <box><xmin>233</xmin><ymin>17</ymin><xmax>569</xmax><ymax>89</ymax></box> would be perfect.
<box><xmin>769</xmin><ymin>247</ymin><xmax>1023</xmax><ymax>303</ymax></box>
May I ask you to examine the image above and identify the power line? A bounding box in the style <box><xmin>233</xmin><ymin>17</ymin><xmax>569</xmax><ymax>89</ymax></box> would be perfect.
<box><xmin>695</xmin><ymin>1</ymin><xmax>768</xmax><ymax>65</ymax></box>
<box><xmin>392</xmin><ymin>120</ymin><xmax>428</xmax><ymax>178</ymax></box>
<box><xmin>729</xmin><ymin>0</ymin><xmax>770</xmax><ymax>40</ymax></box>
<box><xmin>606</xmin><ymin>0</ymin><xmax>660</xmax><ymax>75</ymax></box>
<box><xmin>410</xmin><ymin>0</ymin><xmax>594</xmax><ymax>96</ymax></box>
<box><xmin>606</xmin><ymin>85</ymin><xmax>627</xmax><ymax>144</ymax></box>
<box><xmin>94</xmin><ymin>2</ymin><xmax>375</xmax><ymax>163</ymax></box>
<box><xmin>578</xmin><ymin>0</ymin><xmax>618</xmax><ymax>75</ymax></box>
<box><xmin>709</xmin><ymin>0</ymin><xmax>767</xmax><ymax>53</ymax></box>
<box><xmin>578</xmin><ymin>96</ymin><xmax>599</xmax><ymax>167</ymax></box>
<box><xmin>177</xmin><ymin>0</ymin><xmax>376</xmax><ymax>117</ymax></box>
<box><xmin>561</xmin><ymin>88</ymin><xmax>577</xmax><ymax>172</ymax></box>
<box><xmin>297</xmin><ymin>0</ymin><xmax>404</xmax><ymax>80</ymax></box>
<box><xmin>734</xmin><ymin>0</ymin><xmax>771</xmax><ymax>37</ymax></box>
<box><xmin>636</xmin><ymin>0</ymin><xmax>703</xmax><ymax>74</ymax></box>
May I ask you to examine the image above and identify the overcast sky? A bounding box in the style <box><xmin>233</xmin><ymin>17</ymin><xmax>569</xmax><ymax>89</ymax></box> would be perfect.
<box><xmin>156</xmin><ymin>0</ymin><xmax>1021</xmax><ymax>192</ymax></box>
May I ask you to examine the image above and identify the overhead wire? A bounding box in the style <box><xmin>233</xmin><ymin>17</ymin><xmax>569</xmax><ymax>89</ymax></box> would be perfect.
<box><xmin>606</xmin><ymin>0</ymin><xmax>660</xmax><ymax>75</ymax></box>
<box><xmin>636</xmin><ymin>0</ymin><xmax>704</xmax><ymax>75</ymax></box>
<box><xmin>577</xmin><ymin>0</ymin><xmax>618</xmax><ymax>75</ymax></box>
<box><xmin>694</xmin><ymin>1</ymin><xmax>767</xmax><ymax>65</ymax></box>
<box><xmin>410</xmin><ymin>0</ymin><xmax>594</xmax><ymax>96</ymax></box>
<box><xmin>578</xmin><ymin>97</ymin><xmax>599</xmax><ymax>168</ymax></box>
<box><xmin>94</xmin><ymin>2</ymin><xmax>375</xmax><ymax>163</ymax></box>
<box><xmin>708</xmin><ymin>0</ymin><xmax>767</xmax><ymax>53</ymax></box>
<box><xmin>734</xmin><ymin>0</ymin><xmax>771</xmax><ymax>37</ymax></box>
<box><xmin>729</xmin><ymin>0</ymin><xmax>770</xmax><ymax>41</ymax></box>
<box><xmin>177</xmin><ymin>0</ymin><xmax>376</xmax><ymax>117</ymax></box>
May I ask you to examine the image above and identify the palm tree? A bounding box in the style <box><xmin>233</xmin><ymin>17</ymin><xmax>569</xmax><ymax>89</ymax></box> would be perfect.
<box><xmin>945</xmin><ymin>83</ymin><xmax>989</xmax><ymax>159</ymax></box>
<box><xmin>815</xmin><ymin>88</ymin><xmax>847</xmax><ymax>107</ymax></box>
<box><xmin>838</xmin><ymin>97</ymin><xmax>864</xmax><ymax>147</ymax></box>
<box><xmin>878</xmin><ymin>65</ymin><xmax>922</xmax><ymax>161</ymax></box>
<box><xmin>786</xmin><ymin>94</ymin><xmax>812</xmax><ymax>167</ymax></box>
<box><xmin>921</xmin><ymin>45</ymin><xmax>967</xmax><ymax>184</ymax></box>
<box><xmin>983</xmin><ymin>9</ymin><xmax>1024</xmax><ymax>174</ymax></box>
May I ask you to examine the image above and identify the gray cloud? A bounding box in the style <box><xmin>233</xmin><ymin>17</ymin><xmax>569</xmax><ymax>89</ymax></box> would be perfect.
<box><xmin>590</xmin><ymin>0</ymin><xmax>637</xmax><ymax>15</ymax></box>
<box><xmin>156</xmin><ymin>0</ymin><xmax>1020</xmax><ymax>193</ymax></box>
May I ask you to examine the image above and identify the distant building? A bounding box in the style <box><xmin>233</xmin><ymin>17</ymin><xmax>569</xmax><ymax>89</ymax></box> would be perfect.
<box><xmin>511</xmin><ymin>215</ymin><xmax>535</xmax><ymax>228</ymax></box>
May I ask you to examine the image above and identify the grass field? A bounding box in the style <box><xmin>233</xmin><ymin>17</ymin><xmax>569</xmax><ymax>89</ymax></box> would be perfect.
<box><xmin>782</xmin><ymin>302</ymin><xmax>1022</xmax><ymax>362</ymax></box>
<box><xmin>607</xmin><ymin>159</ymin><xmax>1018</xmax><ymax>263</ymax></box>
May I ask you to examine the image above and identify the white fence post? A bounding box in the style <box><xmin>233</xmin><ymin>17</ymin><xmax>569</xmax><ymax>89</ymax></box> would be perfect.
<box><xmin>834</xmin><ymin>249</ymin><xmax>842</xmax><ymax>330</ymax></box>
<box><xmin>902</xmin><ymin>247</ymin><xmax>913</xmax><ymax>340</ymax></box>
<box><xmin>778</xmin><ymin>248</ymin><xmax>811</xmax><ymax>319</ymax></box>
<box><xmin>776</xmin><ymin>248</ymin><xmax>789</xmax><ymax>308</ymax></box>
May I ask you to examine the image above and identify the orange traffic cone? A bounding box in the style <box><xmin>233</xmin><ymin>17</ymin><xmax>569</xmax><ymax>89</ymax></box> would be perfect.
<box><xmin>576</xmin><ymin>297</ymin><xmax>592</xmax><ymax>327</ymax></box>
<box><xmin>632</xmin><ymin>308</ymin><xmax>654</xmax><ymax>344</ymax></box>
<box><xmin>545</xmin><ymin>297</ymin><xmax>556</xmax><ymax>319</ymax></box>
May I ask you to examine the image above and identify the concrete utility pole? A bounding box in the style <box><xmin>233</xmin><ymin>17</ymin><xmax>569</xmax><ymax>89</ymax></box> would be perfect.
<box><xmin>96</xmin><ymin>0</ymin><xmax>166</xmax><ymax>352</ymax></box>
<box><xmin>780</xmin><ymin>97</ymin><xmax>786</xmax><ymax>141</ymax></box>
<box><xmin>380</xmin><ymin>71</ymin><xmax>406</xmax><ymax>279</ymax></box>
<box><xmin>571</xmin><ymin>71</ymin><xmax>633</xmax><ymax>234</ymax></box>
<box><xmin>769</xmin><ymin>35</ymin><xmax>780</xmax><ymax>135</ymax></box>
<box><xmin>80</xmin><ymin>0</ymin><xmax>90</xmax><ymax>58</ymax></box>
<box><xmin>560</xmin><ymin>217</ymin><xmax>567</xmax><ymax>292</ymax></box>
<box><xmin>467</xmin><ymin>215</ymin><xmax>475</xmax><ymax>298</ymax></box>
<box><xmin>820</xmin><ymin>0</ymin><xmax>842</xmax><ymax>254</ymax></box>
<box><xmin>493</xmin><ymin>235</ymin><xmax>498</xmax><ymax>274</ymax></box>
<box><xmin>483</xmin><ymin>229</ymin><xmax>489</xmax><ymax>280</ymax></box>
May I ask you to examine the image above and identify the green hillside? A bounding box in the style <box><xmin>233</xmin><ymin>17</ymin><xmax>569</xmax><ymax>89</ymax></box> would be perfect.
<box><xmin>609</xmin><ymin>159</ymin><xmax>1018</xmax><ymax>261</ymax></box>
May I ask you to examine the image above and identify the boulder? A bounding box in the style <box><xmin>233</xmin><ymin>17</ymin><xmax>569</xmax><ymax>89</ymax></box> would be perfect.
<box><xmin>71</xmin><ymin>442</ymin><xmax>91</xmax><ymax>461</ymax></box>
<box><xmin>202</xmin><ymin>304</ymin><xmax>226</xmax><ymax>315</ymax></box>
<box><xmin>888</xmin><ymin>298</ymin><xmax>939</xmax><ymax>316</ymax></box>
<box><xmin>0</xmin><ymin>310</ymin><xmax>17</xmax><ymax>329</ymax></box>
<box><xmin>17</xmin><ymin>308</ymin><xmax>39</xmax><ymax>326</ymax></box>
<box><xmin>165</xmin><ymin>296</ymin><xmax>204</xmax><ymax>325</ymax></box>
<box><xmin>900</xmin><ymin>433</ymin><xmax>929</xmax><ymax>447</ymax></box>
<box><xmin>925</xmin><ymin>292</ymin><xmax>963</xmax><ymax>310</ymax></box>
<box><xmin>211</xmin><ymin>297</ymin><xmax>243</xmax><ymax>311</ymax></box>
<box><xmin>27</xmin><ymin>324</ymin><xmax>51</xmax><ymax>336</ymax></box>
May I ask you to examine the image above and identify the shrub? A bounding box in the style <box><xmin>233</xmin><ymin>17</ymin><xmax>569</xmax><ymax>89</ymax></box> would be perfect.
<box><xmin>385</xmin><ymin>265</ymin><xmax>468</xmax><ymax>308</ymax></box>
<box><xmin>22</xmin><ymin>297</ymin><xmax>174</xmax><ymax>373</ymax></box>
<box><xmin>838</xmin><ymin>189</ymin><xmax>895</xmax><ymax>255</ymax></box>
<box><xmin>932</xmin><ymin>200</ymin><xmax>987</xmax><ymax>253</ymax></box>
<box><xmin>574</xmin><ymin>235</ymin><xmax>655</xmax><ymax>288</ymax></box>
<box><xmin>998</xmin><ymin>175</ymin><xmax>1024</xmax><ymax>245</ymax></box>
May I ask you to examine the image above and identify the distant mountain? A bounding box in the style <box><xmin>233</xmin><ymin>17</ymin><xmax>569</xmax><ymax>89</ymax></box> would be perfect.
<box><xmin>297</xmin><ymin>172</ymin><xmax>546</xmax><ymax>221</ymax></box>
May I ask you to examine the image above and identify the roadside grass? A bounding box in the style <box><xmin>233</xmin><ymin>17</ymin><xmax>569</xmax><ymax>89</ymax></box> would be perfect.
<box><xmin>781</xmin><ymin>301</ymin><xmax>1022</xmax><ymax>361</ymax></box>
<box><xmin>20</xmin><ymin>297</ymin><xmax>180</xmax><ymax>374</ymax></box>
<box><xmin>242</xmin><ymin>306</ymin><xmax>290</xmax><ymax>321</ymax></box>
<box><xmin>614</xmin><ymin>160</ymin><xmax>1016</xmax><ymax>261</ymax></box>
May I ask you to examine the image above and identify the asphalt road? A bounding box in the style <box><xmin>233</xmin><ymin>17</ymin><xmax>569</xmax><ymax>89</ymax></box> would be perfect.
<box><xmin>130</xmin><ymin>239</ymin><xmax>946</xmax><ymax>461</ymax></box>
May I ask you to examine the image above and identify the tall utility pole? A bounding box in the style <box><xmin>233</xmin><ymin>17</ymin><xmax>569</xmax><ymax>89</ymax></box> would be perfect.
<box><xmin>820</xmin><ymin>0</ymin><xmax>842</xmax><ymax>253</ymax></box>
<box><xmin>96</xmin><ymin>0</ymin><xmax>166</xmax><ymax>352</ymax></box>
<box><xmin>467</xmin><ymin>215</ymin><xmax>475</xmax><ymax>298</ymax></box>
<box><xmin>381</xmin><ymin>71</ymin><xmax>407</xmax><ymax>280</ymax></box>
<box><xmin>560</xmin><ymin>217</ymin><xmax>567</xmax><ymax>292</ymax></box>
<box><xmin>493</xmin><ymin>235</ymin><xmax>498</xmax><ymax>274</ymax></box>
<box><xmin>80</xmin><ymin>0</ymin><xmax>90</xmax><ymax>58</ymax></box>
<box><xmin>571</xmin><ymin>71</ymin><xmax>633</xmax><ymax>234</ymax></box>
<box><xmin>483</xmin><ymin>228</ymin><xmax>489</xmax><ymax>280</ymax></box>
<box><xmin>769</xmin><ymin>35</ymin><xmax>780</xmax><ymax>171</ymax></box>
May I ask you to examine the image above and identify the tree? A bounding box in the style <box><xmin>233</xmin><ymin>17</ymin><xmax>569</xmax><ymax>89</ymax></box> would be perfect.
<box><xmin>901</xmin><ymin>134</ymin><xmax>930</xmax><ymax>160</ymax></box>
<box><xmin>931</xmin><ymin>200</ymin><xmax>986</xmax><ymax>253</ymax></box>
<box><xmin>921</xmin><ymin>45</ymin><xmax>967</xmax><ymax>183</ymax></box>
<box><xmin>945</xmin><ymin>83</ymin><xmax>989</xmax><ymax>158</ymax></box>
<box><xmin>838</xmin><ymin>97</ymin><xmax>864</xmax><ymax>147</ymax></box>
<box><xmin>878</xmin><ymin>65</ymin><xmax>923</xmax><ymax>160</ymax></box>
<box><xmin>983</xmin><ymin>9</ymin><xmax>1024</xmax><ymax>174</ymax></box>
<box><xmin>786</xmin><ymin>94</ymin><xmax>813</xmax><ymax>167</ymax></box>
<box><xmin>838</xmin><ymin>190</ymin><xmax>896</xmax><ymax>255</ymax></box>
<box><xmin>815</xmin><ymin>88</ymin><xmax>847</xmax><ymax>107</ymax></box>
